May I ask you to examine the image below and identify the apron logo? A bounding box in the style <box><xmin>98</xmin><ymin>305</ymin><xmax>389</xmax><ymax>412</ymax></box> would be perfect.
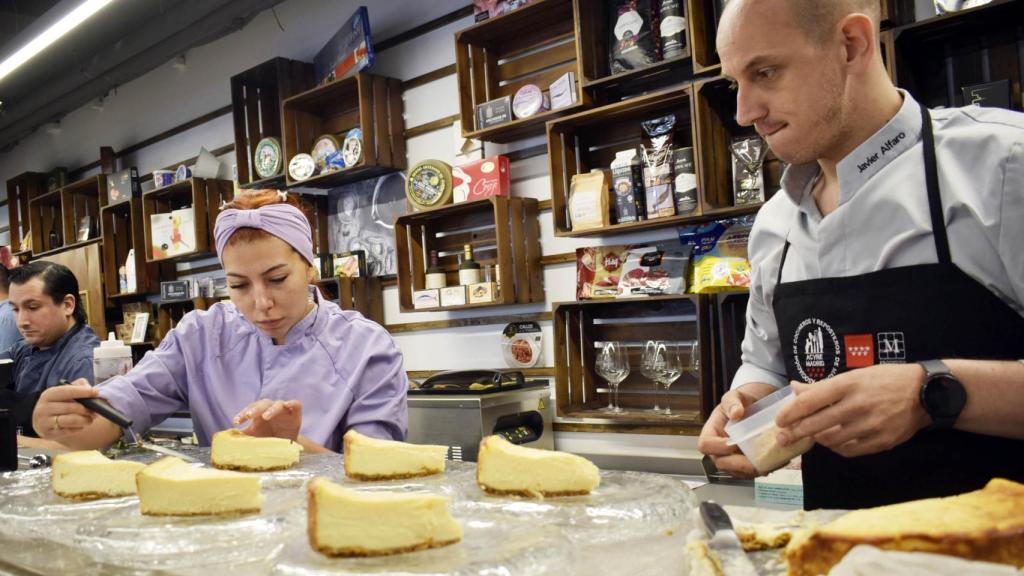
<box><xmin>877</xmin><ymin>332</ymin><xmax>906</xmax><ymax>363</ymax></box>
<box><xmin>844</xmin><ymin>334</ymin><xmax>875</xmax><ymax>369</ymax></box>
<box><xmin>792</xmin><ymin>318</ymin><xmax>840</xmax><ymax>383</ymax></box>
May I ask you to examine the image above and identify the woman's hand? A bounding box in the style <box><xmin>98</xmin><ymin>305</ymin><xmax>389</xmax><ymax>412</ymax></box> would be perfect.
<box><xmin>234</xmin><ymin>399</ymin><xmax>303</xmax><ymax>441</ymax></box>
<box><xmin>31</xmin><ymin>378</ymin><xmax>98</xmax><ymax>440</ymax></box>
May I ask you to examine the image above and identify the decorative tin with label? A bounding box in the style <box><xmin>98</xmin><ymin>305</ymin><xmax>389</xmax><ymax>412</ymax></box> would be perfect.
<box><xmin>311</xmin><ymin>134</ymin><xmax>340</xmax><ymax>173</ymax></box>
<box><xmin>342</xmin><ymin>128</ymin><xmax>363</xmax><ymax>167</ymax></box>
<box><xmin>254</xmin><ymin>137</ymin><xmax>283</xmax><ymax>179</ymax></box>
<box><xmin>673</xmin><ymin>146</ymin><xmax>698</xmax><ymax>215</ymax></box>
<box><xmin>406</xmin><ymin>160</ymin><xmax>453</xmax><ymax>211</ymax></box>
<box><xmin>288</xmin><ymin>153</ymin><xmax>317</xmax><ymax>181</ymax></box>
<box><xmin>512</xmin><ymin>84</ymin><xmax>550</xmax><ymax>119</ymax></box>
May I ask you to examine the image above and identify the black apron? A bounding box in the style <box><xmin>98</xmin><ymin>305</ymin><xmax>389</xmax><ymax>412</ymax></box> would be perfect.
<box><xmin>771</xmin><ymin>104</ymin><xmax>1024</xmax><ymax>510</ymax></box>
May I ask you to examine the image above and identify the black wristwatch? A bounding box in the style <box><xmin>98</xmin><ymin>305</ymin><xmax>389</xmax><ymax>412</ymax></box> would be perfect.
<box><xmin>918</xmin><ymin>359</ymin><xmax>967</xmax><ymax>430</ymax></box>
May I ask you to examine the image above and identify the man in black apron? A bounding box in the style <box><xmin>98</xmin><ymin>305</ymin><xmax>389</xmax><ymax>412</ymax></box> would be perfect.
<box><xmin>699</xmin><ymin>0</ymin><xmax>1024</xmax><ymax>509</ymax></box>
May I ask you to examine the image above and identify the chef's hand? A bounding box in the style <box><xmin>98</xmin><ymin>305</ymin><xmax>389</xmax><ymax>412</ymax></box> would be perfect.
<box><xmin>31</xmin><ymin>378</ymin><xmax>98</xmax><ymax>440</ymax></box>
<box><xmin>775</xmin><ymin>364</ymin><xmax>932</xmax><ymax>458</ymax></box>
<box><xmin>698</xmin><ymin>382</ymin><xmax>778</xmax><ymax>478</ymax></box>
<box><xmin>234</xmin><ymin>399</ymin><xmax>302</xmax><ymax>441</ymax></box>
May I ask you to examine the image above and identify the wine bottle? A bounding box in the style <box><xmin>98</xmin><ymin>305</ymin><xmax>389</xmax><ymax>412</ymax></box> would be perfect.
<box><xmin>458</xmin><ymin>244</ymin><xmax>481</xmax><ymax>286</ymax></box>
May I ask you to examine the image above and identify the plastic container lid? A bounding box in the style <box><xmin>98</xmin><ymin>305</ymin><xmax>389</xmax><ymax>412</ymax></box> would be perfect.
<box><xmin>94</xmin><ymin>332</ymin><xmax>132</xmax><ymax>358</ymax></box>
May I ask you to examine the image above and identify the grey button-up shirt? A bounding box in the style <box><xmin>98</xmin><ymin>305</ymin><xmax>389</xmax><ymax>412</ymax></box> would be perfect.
<box><xmin>10</xmin><ymin>323</ymin><xmax>100</xmax><ymax>394</ymax></box>
<box><xmin>733</xmin><ymin>90</ymin><xmax>1024</xmax><ymax>390</ymax></box>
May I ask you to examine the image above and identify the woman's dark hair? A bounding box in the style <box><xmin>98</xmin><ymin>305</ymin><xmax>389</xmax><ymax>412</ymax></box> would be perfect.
<box><xmin>8</xmin><ymin>261</ymin><xmax>86</xmax><ymax>324</ymax></box>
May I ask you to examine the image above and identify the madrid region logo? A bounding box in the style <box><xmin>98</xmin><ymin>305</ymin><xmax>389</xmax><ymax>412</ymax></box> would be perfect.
<box><xmin>792</xmin><ymin>318</ymin><xmax>841</xmax><ymax>383</ymax></box>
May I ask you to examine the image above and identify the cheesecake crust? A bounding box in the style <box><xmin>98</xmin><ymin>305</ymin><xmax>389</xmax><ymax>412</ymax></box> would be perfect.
<box><xmin>55</xmin><ymin>490</ymin><xmax>131</xmax><ymax>501</ymax></box>
<box><xmin>211</xmin><ymin>462</ymin><xmax>296</xmax><ymax>472</ymax></box>
<box><xmin>139</xmin><ymin>507</ymin><xmax>261</xmax><ymax>517</ymax></box>
<box><xmin>478</xmin><ymin>485</ymin><xmax>592</xmax><ymax>498</ymax></box>
<box><xmin>344</xmin><ymin>468</ymin><xmax>443</xmax><ymax>481</ymax></box>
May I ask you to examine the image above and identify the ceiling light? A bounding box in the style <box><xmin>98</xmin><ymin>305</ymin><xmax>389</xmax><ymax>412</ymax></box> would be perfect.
<box><xmin>0</xmin><ymin>0</ymin><xmax>116</xmax><ymax>83</ymax></box>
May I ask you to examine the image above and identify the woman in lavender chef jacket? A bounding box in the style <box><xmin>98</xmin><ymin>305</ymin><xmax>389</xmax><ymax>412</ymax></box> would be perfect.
<box><xmin>30</xmin><ymin>190</ymin><xmax>408</xmax><ymax>453</ymax></box>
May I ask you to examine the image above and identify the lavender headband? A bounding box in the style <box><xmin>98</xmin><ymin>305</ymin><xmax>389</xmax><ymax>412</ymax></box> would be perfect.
<box><xmin>214</xmin><ymin>201</ymin><xmax>315</xmax><ymax>266</ymax></box>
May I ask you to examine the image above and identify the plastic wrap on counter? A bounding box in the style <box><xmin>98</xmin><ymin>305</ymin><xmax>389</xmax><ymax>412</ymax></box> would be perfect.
<box><xmin>0</xmin><ymin>445</ymin><xmax>700</xmax><ymax>575</ymax></box>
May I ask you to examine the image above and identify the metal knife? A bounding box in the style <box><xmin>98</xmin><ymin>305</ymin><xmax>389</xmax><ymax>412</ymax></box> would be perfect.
<box><xmin>58</xmin><ymin>379</ymin><xmax>198</xmax><ymax>463</ymax></box>
<box><xmin>700</xmin><ymin>501</ymin><xmax>759</xmax><ymax>576</ymax></box>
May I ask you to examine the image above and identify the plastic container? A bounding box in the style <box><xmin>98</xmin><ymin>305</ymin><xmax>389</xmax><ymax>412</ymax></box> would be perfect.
<box><xmin>724</xmin><ymin>385</ymin><xmax>814</xmax><ymax>474</ymax></box>
<box><xmin>93</xmin><ymin>332</ymin><xmax>133</xmax><ymax>384</ymax></box>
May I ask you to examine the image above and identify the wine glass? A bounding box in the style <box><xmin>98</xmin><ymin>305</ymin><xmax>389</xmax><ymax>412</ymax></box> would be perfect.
<box><xmin>654</xmin><ymin>342</ymin><xmax>683</xmax><ymax>416</ymax></box>
<box><xmin>641</xmin><ymin>340</ymin><xmax>663</xmax><ymax>413</ymax></box>
<box><xmin>595</xmin><ymin>341</ymin><xmax>629</xmax><ymax>414</ymax></box>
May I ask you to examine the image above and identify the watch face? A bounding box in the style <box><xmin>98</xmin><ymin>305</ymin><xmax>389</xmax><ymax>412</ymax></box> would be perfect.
<box><xmin>923</xmin><ymin>375</ymin><xmax>967</xmax><ymax>419</ymax></box>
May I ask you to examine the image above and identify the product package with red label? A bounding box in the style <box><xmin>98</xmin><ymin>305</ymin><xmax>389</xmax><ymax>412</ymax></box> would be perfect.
<box><xmin>452</xmin><ymin>155</ymin><xmax>511</xmax><ymax>203</ymax></box>
<box><xmin>576</xmin><ymin>245</ymin><xmax>632</xmax><ymax>299</ymax></box>
<box><xmin>616</xmin><ymin>243</ymin><xmax>692</xmax><ymax>297</ymax></box>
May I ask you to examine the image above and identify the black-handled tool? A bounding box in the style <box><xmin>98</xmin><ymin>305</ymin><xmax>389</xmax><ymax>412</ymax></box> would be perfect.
<box><xmin>58</xmin><ymin>379</ymin><xmax>133</xmax><ymax>429</ymax></box>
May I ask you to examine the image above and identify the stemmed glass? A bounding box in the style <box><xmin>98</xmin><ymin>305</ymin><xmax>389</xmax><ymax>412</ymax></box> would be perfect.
<box><xmin>595</xmin><ymin>341</ymin><xmax>629</xmax><ymax>414</ymax></box>
<box><xmin>641</xmin><ymin>340</ymin><xmax>663</xmax><ymax>413</ymax></box>
<box><xmin>652</xmin><ymin>342</ymin><xmax>683</xmax><ymax>416</ymax></box>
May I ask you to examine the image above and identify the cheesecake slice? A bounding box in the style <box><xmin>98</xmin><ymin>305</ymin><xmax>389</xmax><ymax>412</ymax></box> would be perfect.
<box><xmin>476</xmin><ymin>435</ymin><xmax>600</xmax><ymax>498</ymax></box>
<box><xmin>136</xmin><ymin>456</ymin><xmax>263</xmax><ymax>516</ymax></box>
<box><xmin>211</xmin><ymin>428</ymin><xmax>303</xmax><ymax>471</ymax></box>
<box><xmin>307</xmin><ymin>477</ymin><xmax>463</xmax><ymax>557</ymax></box>
<box><xmin>343</xmin><ymin>429</ymin><xmax>448</xmax><ymax>480</ymax></box>
<box><xmin>52</xmin><ymin>450</ymin><xmax>146</xmax><ymax>500</ymax></box>
<box><xmin>785</xmin><ymin>478</ymin><xmax>1024</xmax><ymax>576</ymax></box>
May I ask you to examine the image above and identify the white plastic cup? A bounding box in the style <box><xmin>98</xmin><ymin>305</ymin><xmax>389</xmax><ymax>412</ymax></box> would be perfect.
<box><xmin>724</xmin><ymin>385</ymin><xmax>814</xmax><ymax>474</ymax></box>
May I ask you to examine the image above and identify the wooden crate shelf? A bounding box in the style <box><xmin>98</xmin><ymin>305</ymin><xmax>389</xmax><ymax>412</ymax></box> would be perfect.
<box><xmin>547</xmin><ymin>86</ymin><xmax>700</xmax><ymax>237</ymax></box>
<box><xmin>281</xmin><ymin>73</ymin><xmax>405</xmax><ymax>188</ymax></box>
<box><xmin>101</xmin><ymin>197</ymin><xmax>166</xmax><ymax>300</ymax></box>
<box><xmin>575</xmin><ymin>2</ymin><xmax>694</xmax><ymax>101</ymax></box>
<box><xmin>693</xmin><ymin>76</ymin><xmax>784</xmax><ymax>212</ymax></box>
<box><xmin>553</xmin><ymin>294</ymin><xmax>715</xmax><ymax>427</ymax></box>
<box><xmin>61</xmin><ymin>175</ymin><xmax>107</xmax><ymax>245</ymax></box>
<box><xmin>142</xmin><ymin>178</ymin><xmax>233</xmax><ymax>263</ymax></box>
<box><xmin>455</xmin><ymin>0</ymin><xmax>590</xmax><ymax>142</ymax></box>
<box><xmin>28</xmin><ymin>189</ymin><xmax>67</xmax><ymax>254</ymax></box>
<box><xmin>5</xmin><ymin>171</ymin><xmax>47</xmax><ymax>253</ymax></box>
<box><xmin>315</xmin><ymin>276</ymin><xmax>384</xmax><ymax>325</ymax></box>
<box><xmin>892</xmin><ymin>0</ymin><xmax>1024</xmax><ymax>110</ymax></box>
<box><xmin>687</xmin><ymin>0</ymin><xmax>724</xmax><ymax>74</ymax></box>
<box><xmin>296</xmin><ymin>193</ymin><xmax>330</xmax><ymax>256</ymax></box>
<box><xmin>231</xmin><ymin>57</ymin><xmax>315</xmax><ymax>187</ymax></box>
<box><xmin>394</xmin><ymin>197</ymin><xmax>543</xmax><ymax>312</ymax></box>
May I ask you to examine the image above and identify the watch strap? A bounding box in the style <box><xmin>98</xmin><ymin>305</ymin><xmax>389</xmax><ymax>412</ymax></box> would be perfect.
<box><xmin>919</xmin><ymin>359</ymin><xmax>951</xmax><ymax>377</ymax></box>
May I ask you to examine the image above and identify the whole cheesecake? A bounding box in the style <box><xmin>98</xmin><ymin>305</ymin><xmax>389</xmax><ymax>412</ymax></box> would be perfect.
<box><xmin>136</xmin><ymin>456</ymin><xmax>263</xmax><ymax>516</ymax></box>
<box><xmin>52</xmin><ymin>450</ymin><xmax>146</xmax><ymax>500</ymax></box>
<box><xmin>343</xmin><ymin>429</ymin><xmax>448</xmax><ymax>480</ymax></box>
<box><xmin>307</xmin><ymin>477</ymin><xmax>463</xmax><ymax>557</ymax></box>
<box><xmin>476</xmin><ymin>435</ymin><xmax>600</xmax><ymax>498</ymax></box>
<box><xmin>785</xmin><ymin>478</ymin><xmax>1024</xmax><ymax>576</ymax></box>
<box><xmin>211</xmin><ymin>428</ymin><xmax>303</xmax><ymax>471</ymax></box>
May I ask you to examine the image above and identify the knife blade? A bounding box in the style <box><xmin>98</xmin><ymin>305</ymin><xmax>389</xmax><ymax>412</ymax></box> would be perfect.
<box><xmin>700</xmin><ymin>501</ymin><xmax>759</xmax><ymax>576</ymax></box>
